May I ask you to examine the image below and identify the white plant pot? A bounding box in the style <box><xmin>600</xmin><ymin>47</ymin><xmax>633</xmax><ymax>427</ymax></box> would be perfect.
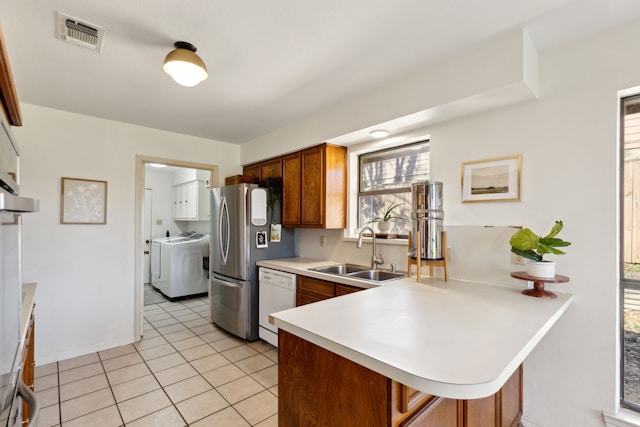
<box><xmin>525</xmin><ymin>260</ymin><xmax>556</xmax><ymax>278</ymax></box>
<box><xmin>377</xmin><ymin>221</ymin><xmax>391</xmax><ymax>233</ymax></box>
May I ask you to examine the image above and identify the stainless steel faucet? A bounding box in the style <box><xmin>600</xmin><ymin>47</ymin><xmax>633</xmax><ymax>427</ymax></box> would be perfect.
<box><xmin>356</xmin><ymin>226</ymin><xmax>384</xmax><ymax>269</ymax></box>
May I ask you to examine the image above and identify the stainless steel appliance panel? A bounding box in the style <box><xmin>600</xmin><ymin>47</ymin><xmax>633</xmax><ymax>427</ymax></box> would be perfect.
<box><xmin>210</xmin><ymin>184</ymin><xmax>251</xmax><ymax>281</ymax></box>
<box><xmin>209</xmin><ymin>183</ymin><xmax>296</xmax><ymax>341</ymax></box>
<box><xmin>209</xmin><ymin>273</ymin><xmax>252</xmax><ymax>340</ymax></box>
<box><xmin>411</xmin><ymin>181</ymin><xmax>444</xmax><ymax>260</ymax></box>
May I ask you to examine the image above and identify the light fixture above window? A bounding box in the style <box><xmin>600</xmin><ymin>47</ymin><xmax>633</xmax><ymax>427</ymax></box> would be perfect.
<box><xmin>370</xmin><ymin>129</ymin><xmax>389</xmax><ymax>139</ymax></box>
<box><xmin>163</xmin><ymin>41</ymin><xmax>208</xmax><ymax>87</ymax></box>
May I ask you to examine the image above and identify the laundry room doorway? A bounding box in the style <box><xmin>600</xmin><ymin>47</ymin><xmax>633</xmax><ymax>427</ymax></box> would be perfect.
<box><xmin>134</xmin><ymin>155</ymin><xmax>218</xmax><ymax>340</ymax></box>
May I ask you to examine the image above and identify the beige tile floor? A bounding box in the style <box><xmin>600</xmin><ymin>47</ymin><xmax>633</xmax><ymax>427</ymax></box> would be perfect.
<box><xmin>34</xmin><ymin>295</ymin><xmax>279</xmax><ymax>426</ymax></box>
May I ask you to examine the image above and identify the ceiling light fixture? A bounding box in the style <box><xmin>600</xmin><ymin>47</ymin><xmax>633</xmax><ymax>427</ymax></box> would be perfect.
<box><xmin>370</xmin><ymin>129</ymin><xmax>389</xmax><ymax>139</ymax></box>
<box><xmin>163</xmin><ymin>41</ymin><xmax>208</xmax><ymax>87</ymax></box>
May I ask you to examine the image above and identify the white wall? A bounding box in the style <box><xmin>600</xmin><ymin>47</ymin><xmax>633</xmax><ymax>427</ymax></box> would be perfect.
<box><xmin>13</xmin><ymin>104</ymin><xmax>241</xmax><ymax>364</ymax></box>
<box><xmin>243</xmin><ymin>19</ymin><xmax>640</xmax><ymax>427</ymax></box>
<box><xmin>145</xmin><ymin>169</ymin><xmax>182</xmax><ymax>239</ymax></box>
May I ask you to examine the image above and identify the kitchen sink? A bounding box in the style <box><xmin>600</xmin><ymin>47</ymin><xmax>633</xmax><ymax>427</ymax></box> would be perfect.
<box><xmin>308</xmin><ymin>264</ymin><xmax>405</xmax><ymax>283</ymax></box>
<box><xmin>309</xmin><ymin>264</ymin><xmax>369</xmax><ymax>275</ymax></box>
<box><xmin>347</xmin><ymin>270</ymin><xmax>405</xmax><ymax>282</ymax></box>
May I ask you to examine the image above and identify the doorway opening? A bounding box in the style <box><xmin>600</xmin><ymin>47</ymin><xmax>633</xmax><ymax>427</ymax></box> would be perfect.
<box><xmin>134</xmin><ymin>155</ymin><xmax>218</xmax><ymax>340</ymax></box>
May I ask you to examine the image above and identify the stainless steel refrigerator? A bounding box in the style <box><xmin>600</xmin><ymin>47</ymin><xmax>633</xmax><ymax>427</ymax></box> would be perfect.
<box><xmin>209</xmin><ymin>183</ymin><xmax>296</xmax><ymax>341</ymax></box>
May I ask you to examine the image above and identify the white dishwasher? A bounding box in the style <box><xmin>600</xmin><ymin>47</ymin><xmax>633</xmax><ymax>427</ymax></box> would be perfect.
<box><xmin>258</xmin><ymin>267</ymin><xmax>296</xmax><ymax>347</ymax></box>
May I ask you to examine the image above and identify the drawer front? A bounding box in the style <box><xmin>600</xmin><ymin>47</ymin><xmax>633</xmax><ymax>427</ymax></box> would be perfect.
<box><xmin>296</xmin><ymin>291</ymin><xmax>331</xmax><ymax>306</ymax></box>
<box><xmin>335</xmin><ymin>284</ymin><xmax>362</xmax><ymax>296</ymax></box>
<box><xmin>297</xmin><ymin>276</ymin><xmax>334</xmax><ymax>297</ymax></box>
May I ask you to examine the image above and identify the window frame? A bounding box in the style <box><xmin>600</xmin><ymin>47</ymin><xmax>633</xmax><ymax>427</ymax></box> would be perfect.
<box><xmin>620</xmin><ymin>93</ymin><xmax>640</xmax><ymax>412</ymax></box>
<box><xmin>355</xmin><ymin>140</ymin><xmax>430</xmax><ymax>237</ymax></box>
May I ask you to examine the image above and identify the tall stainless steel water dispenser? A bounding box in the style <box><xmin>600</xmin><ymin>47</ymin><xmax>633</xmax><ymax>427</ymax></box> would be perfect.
<box><xmin>411</xmin><ymin>181</ymin><xmax>444</xmax><ymax>260</ymax></box>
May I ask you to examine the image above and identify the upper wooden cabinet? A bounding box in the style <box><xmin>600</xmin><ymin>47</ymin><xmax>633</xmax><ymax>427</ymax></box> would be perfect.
<box><xmin>243</xmin><ymin>143</ymin><xmax>347</xmax><ymax>229</ymax></box>
<box><xmin>282</xmin><ymin>153</ymin><xmax>301</xmax><ymax>225</ymax></box>
<box><xmin>243</xmin><ymin>164</ymin><xmax>261</xmax><ymax>183</ymax></box>
<box><xmin>242</xmin><ymin>158</ymin><xmax>283</xmax><ymax>183</ymax></box>
<box><xmin>261</xmin><ymin>158</ymin><xmax>282</xmax><ymax>180</ymax></box>
<box><xmin>283</xmin><ymin>143</ymin><xmax>346</xmax><ymax>229</ymax></box>
<box><xmin>0</xmin><ymin>24</ymin><xmax>22</xmax><ymax>126</ymax></box>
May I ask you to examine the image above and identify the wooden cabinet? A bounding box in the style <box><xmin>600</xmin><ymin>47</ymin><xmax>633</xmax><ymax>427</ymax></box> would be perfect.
<box><xmin>242</xmin><ymin>164</ymin><xmax>261</xmax><ymax>183</ymax></box>
<box><xmin>243</xmin><ymin>143</ymin><xmax>346</xmax><ymax>229</ymax></box>
<box><xmin>282</xmin><ymin>154</ymin><xmax>301</xmax><ymax>225</ymax></box>
<box><xmin>296</xmin><ymin>276</ymin><xmax>335</xmax><ymax>306</ymax></box>
<box><xmin>402</xmin><ymin>397</ymin><xmax>459</xmax><ymax>427</ymax></box>
<box><xmin>296</xmin><ymin>276</ymin><xmax>363</xmax><ymax>306</ymax></box>
<box><xmin>279</xmin><ymin>329</ymin><xmax>522</xmax><ymax>427</ymax></box>
<box><xmin>0</xmin><ymin>26</ymin><xmax>22</xmax><ymax>126</ymax></box>
<box><xmin>242</xmin><ymin>158</ymin><xmax>283</xmax><ymax>183</ymax></box>
<box><xmin>282</xmin><ymin>143</ymin><xmax>347</xmax><ymax>229</ymax></box>
<box><xmin>21</xmin><ymin>305</ymin><xmax>35</xmax><ymax>425</ymax></box>
<box><xmin>261</xmin><ymin>159</ymin><xmax>282</xmax><ymax>180</ymax></box>
<box><xmin>335</xmin><ymin>283</ymin><xmax>362</xmax><ymax>296</ymax></box>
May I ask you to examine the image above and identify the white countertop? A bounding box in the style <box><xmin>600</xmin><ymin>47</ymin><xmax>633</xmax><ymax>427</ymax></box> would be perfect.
<box><xmin>258</xmin><ymin>257</ymin><xmax>573</xmax><ymax>400</ymax></box>
<box><xmin>257</xmin><ymin>257</ymin><xmax>382</xmax><ymax>289</ymax></box>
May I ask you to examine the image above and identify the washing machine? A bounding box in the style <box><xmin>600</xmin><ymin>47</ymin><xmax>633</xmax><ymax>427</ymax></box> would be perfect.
<box><xmin>151</xmin><ymin>232</ymin><xmax>209</xmax><ymax>300</ymax></box>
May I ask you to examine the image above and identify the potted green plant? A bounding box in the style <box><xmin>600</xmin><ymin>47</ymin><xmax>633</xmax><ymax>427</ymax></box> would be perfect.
<box><xmin>367</xmin><ymin>202</ymin><xmax>402</xmax><ymax>233</ymax></box>
<box><xmin>264</xmin><ymin>177</ymin><xmax>282</xmax><ymax>224</ymax></box>
<box><xmin>509</xmin><ymin>220</ymin><xmax>571</xmax><ymax>278</ymax></box>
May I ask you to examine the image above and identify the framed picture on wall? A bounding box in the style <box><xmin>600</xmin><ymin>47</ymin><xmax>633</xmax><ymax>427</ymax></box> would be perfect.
<box><xmin>60</xmin><ymin>177</ymin><xmax>108</xmax><ymax>224</ymax></box>
<box><xmin>461</xmin><ymin>155</ymin><xmax>522</xmax><ymax>203</ymax></box>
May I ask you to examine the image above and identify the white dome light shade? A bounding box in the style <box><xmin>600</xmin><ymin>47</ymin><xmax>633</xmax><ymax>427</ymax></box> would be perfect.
<box><xmin>163</xmin><ymin>42</ymin><xmax>208</xmax><ymax>87</ymax></box>
<box><xmin>370</xmin><ymin>129</ymin><xmax>389</xmax><ymax>138</ymax></box>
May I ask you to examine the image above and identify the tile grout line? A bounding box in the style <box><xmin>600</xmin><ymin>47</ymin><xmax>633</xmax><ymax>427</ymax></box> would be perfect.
<box><xmin>95</xmin><ymin>350</ymin><xmax>126</xmax><ymax>427</ymax></box>
<box><xmin>48</xmin><ymin>296</ymin><xmax>276</xmax><ymax>426</ymax></box>
<box><xmin>144</xmin><ymin>299</ymin><xmax>274</xmax><ymax>426</ymax></box>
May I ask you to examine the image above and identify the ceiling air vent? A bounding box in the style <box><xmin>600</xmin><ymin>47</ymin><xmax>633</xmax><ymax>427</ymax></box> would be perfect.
<box><xmin>57</xmin><ymin>12</ymin><xmax>105</xmax><ymax>52</ymax></box>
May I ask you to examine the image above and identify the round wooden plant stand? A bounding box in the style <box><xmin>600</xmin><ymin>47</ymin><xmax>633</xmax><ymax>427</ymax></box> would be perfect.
<box><xmin>510</xmin><ymin>271</ymin><xmax>570</xmax><ymax>298</ymax></box>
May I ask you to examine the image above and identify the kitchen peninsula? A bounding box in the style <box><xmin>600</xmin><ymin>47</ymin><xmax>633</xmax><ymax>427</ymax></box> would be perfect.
<box><xmin>258</xmin><ymin>258</ymin><xmax>573</xmax><ymax>426</ymax></box>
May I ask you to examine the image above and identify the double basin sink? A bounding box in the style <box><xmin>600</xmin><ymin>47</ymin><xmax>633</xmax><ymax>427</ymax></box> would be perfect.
<box><xmin>308</xmin><ymin>264</ymin><xmax>405</xmax><ymax>283</ymax></box>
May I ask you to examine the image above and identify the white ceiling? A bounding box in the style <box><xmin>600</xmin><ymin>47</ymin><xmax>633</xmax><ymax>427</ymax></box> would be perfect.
<box><xmin>1</xmin><ymin>0</ymin><xmax>640</xmax><ymax>145</ymax></box>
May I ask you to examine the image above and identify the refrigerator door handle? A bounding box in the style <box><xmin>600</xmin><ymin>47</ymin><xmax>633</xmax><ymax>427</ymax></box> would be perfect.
<box><xmin>216</xmin><ymin>279</ymin><xmax>242</xmax><ymax>289</ymax></box>
<box><xmin>219</xmin><ymin>196</ymin><xmax>229</xmax><ymax>265</ymax></box>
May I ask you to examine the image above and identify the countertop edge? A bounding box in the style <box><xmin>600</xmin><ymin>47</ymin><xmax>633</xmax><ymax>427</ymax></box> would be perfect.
<box><xmin>263</xmin><ymin>257</ymin><xmax>574</xmax><ymax>400</ymax></box>
<box><xmin>274</xmin><ymin>289</ymin><xmax>573</xmax><ymax>400</ymax></box>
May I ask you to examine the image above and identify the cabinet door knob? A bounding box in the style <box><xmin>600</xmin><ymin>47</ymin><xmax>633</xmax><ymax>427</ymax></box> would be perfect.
<box><xmin>144</xmin><ymin>251</ymin><xmax>150</xmax><ymax>255</ymax></box>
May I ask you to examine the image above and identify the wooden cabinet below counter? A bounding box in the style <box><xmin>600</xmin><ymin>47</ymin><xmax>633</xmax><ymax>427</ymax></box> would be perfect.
<box><xmin>21</xmin><ymin>304</ymin><xmax>35</xmax><ymax>425</ymax></box>
<box><xmin>296</xmin><ymin>276</ymin><xmax>363</xmax><ymax>306</ymax></box>
<box><xmin>278</xmin><ymin>329</ymin><xmax>522</xmax><ymax>427</ymax></box>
